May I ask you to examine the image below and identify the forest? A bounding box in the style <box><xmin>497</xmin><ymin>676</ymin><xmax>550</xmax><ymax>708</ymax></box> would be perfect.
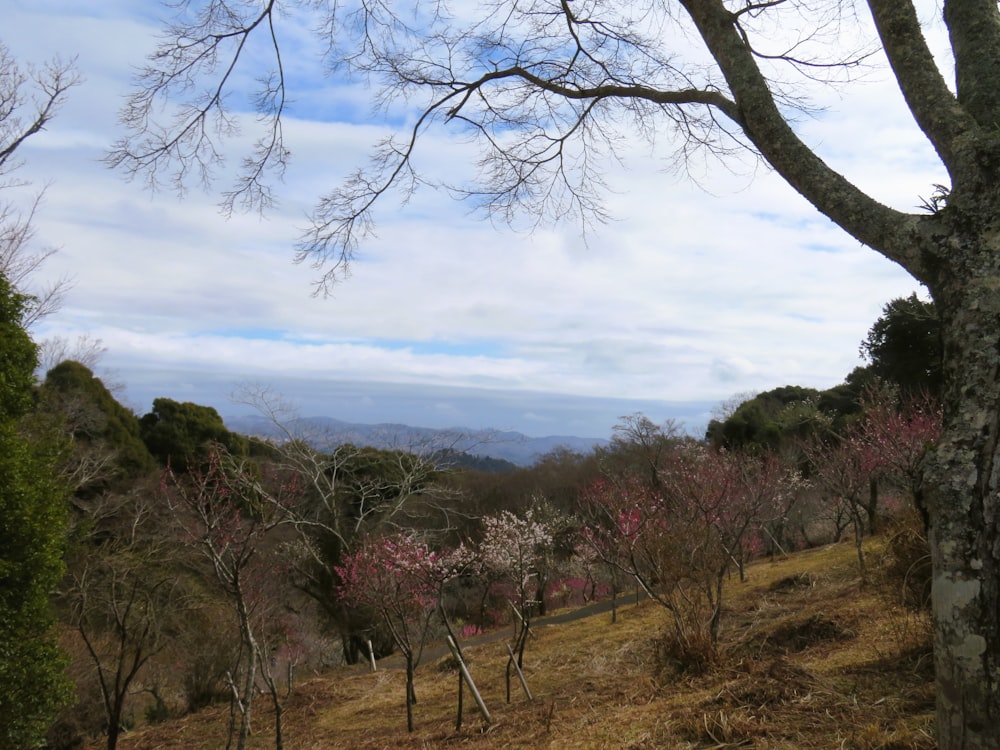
<box><xmin>1</xmin><ymin>4</ymin><xmax>964</xmax><ymax>745</ymax></box>
<box><xmin>4</xmin><ymin>270</ymin><xmax>941</xmax><ymax>749</ymax></box>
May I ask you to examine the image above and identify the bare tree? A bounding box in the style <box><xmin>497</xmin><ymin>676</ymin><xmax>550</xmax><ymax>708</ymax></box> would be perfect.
<box><xmin>804</xmin><ymin>429</ymin><xmax>877</xmax><ymax>577</ymax></box>
<box><xmin>0</xmin><ymin>42</ymin><xmax>78</xmax><ymax>325</ymax></box>
<box><xmin>166</xmin><ymin>446</ymin><xmax>297</xmax><ymax>750</ymax></box>
<box><xmin>38</xmin><ymin>334</ymin><xmax>109</xmax><ymax>376</ymax></box>
<box><xmin>229</xmin><ymin>385</ymin><xmax>462</xmax><ymax>663</ymax></box>
<box><xmin>63</xmin><ymin>490</ymin><xmax>187</xmax><ymax>750</ymax></box>
<box><xmin>110</xmin><ymin>3</ymin><xmax>1000</xmax><ymax>745</ymax></box>
<box><xmin>710</xmin><ymin>391</ymin><xmax>760</xmax><ymax>425</ymax></box>
<box><xmin>604</xmin><ymin>413</ymin><xmax>684</xmax><ymax>490</ymax></box>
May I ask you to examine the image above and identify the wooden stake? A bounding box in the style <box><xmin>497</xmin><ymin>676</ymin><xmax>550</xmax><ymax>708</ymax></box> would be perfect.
<box><xmin>505</xmin><ymin>643</ymin><xmax>533</xmax><ymax>701</ymax></box>
<box><xmin>446</xmin><ymin>636</ymin><xmax>491</xmax><ymax>724</ymax></box>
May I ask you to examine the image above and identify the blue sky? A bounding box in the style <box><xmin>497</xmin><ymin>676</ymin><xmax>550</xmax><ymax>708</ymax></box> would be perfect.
<box><xmin>6</xmin><ymin>2</ymin><xmax>940</xmax><ymax>439</ymax></box>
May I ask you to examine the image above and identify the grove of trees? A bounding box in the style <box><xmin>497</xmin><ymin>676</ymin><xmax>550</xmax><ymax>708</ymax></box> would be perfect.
<box><xmin>0</xmin><ymin>273</ymin><xmax>72</xmax><ymax>748</ymax></box>
<box><xmin>107</xmin><ymin>4</ymin><xmax>1000</xmax><ymax>741</ymax></box>
<box><xmin>5</xmin><ymin>2</ymin><xmax>996</xmax><ymax>745</ymax></box>
<box><xmin>1</xmin><ymin>238</ymin><xmax>946</xmax><ymax>749</ymax></box>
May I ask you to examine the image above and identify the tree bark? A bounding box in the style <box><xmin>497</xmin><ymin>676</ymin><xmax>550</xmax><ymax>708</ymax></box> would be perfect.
<box><xmin>405</xmin><ymin>651</ymin><xmax>415</xmax><ymax>732</ymax></box>
<box><xmin>920</xmin><ymin>242</ymin><xmax>1000</xmax><ymax>748</ymax></box>
<box><xmin>867</xmin><ymin>476</ymin><xmax>880</xmax><ymax>535</ymax></box>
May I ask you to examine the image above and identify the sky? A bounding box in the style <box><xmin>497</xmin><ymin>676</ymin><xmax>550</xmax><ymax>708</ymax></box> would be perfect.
<box><xmin>5</xmin><ymin>2</ymin><xmax>941</xmax><ymax>440</ymax></box>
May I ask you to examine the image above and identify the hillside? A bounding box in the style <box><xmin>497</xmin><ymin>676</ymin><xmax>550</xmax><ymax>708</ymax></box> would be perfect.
<box><xmin>222</xmin><ymin>414</ymin><xmax>610</xmax><ymax>466</ymax></box>
<box><xmin>94</xmin><ymin>539</ymin><xmax>935</xmax><ymax>749</ymax></box>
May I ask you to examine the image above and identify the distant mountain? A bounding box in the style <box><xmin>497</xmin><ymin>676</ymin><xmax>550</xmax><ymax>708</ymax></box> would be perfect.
<box><xmin>222</xmin><ymin>414</ymin><xmax>608</xmax><ymax>467</ymax></box>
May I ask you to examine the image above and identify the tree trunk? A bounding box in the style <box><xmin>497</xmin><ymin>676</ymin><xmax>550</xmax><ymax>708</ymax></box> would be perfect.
<box><xmin>257</xmin><ymin>644</ymin><xmax>285</xmax><ymax>750</ymax></box>
<box><xmin>921</xmin><ymin>237</ymin><xmax>1000</xmax><ymax>749</ymax></box>
<box><xmin>610</xmin><ymin>569</ymin><xmax>617</xmax><ymax>624</ymax></box>
<box><xmin>106</xmin><ymin>703</ymin><xmax>121</xmax><ymax>750</ymax></box>
<box><xmin>535</xmin><ymin>585</ymin><xmax>546</xmax><ymax>617</ymax></box>
<box><xmin>853</xmin><ymin>514</ymin><xmax>867</xmax><ymax>581</ymax></box>
<box><xmin>708</xmin><ymin>571</ymin><xmax>725</xmax><ymax>644</ymax></box>
<box><xmin>235</xmin><ymin>600</ymin><xmax>257</xmax><ymax>750</ymax></box>
<box><xmin>244</xmin><ymin>647</ymin><xmax>257</xmax><ymax>747</ymax></box>
<box><xmin>924</xmin><ymin>425</ymin><xmax>1000</xmax><ymax>748</ymax></box>
<box><xmin>404</xmin><ymin>651</ymin><xmax>415</xmax><ymax>732</ymax></box>
<box><xmin>867</xmin><ymin>475</ymin><xmax>879</xmax><ymax>535</ymax></box>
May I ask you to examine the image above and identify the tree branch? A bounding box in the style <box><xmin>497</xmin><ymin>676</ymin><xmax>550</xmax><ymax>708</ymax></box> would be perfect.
<box><xmin>679</xmin><ymin>0</ymin><xmax>925</xmax><ymax>277</ymax></box>
<box><xmin>943</xmin><ymin>0</ymin><xmax>1000</xmax><ymax>129</ymax></box>
<box><xmin>867</xmin><ymin>0</ymin><xmax>973</xmax><ymax>178</ymax></box>
<box><xmin>0</xmin><ymin>48</ymin><xmax>79</xmax><ymax>173</ymax></box>
<box><xmin>106</xmin><ymin>0</ymin><xmax>286</xmax><ymax>213</ymax></box>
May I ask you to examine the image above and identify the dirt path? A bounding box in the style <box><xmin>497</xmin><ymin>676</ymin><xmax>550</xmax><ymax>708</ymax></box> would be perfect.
<box><xmin>375</xmin><ymin>588</ymin><xmax>648</xmax><ymax>670</ymax></box>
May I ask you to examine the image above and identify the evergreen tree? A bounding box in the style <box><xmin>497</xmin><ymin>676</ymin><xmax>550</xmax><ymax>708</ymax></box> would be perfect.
<box><xmin>0</xmin><ymin>275</ymin><xmax>71</xmax><ymax>748</ymax></box>
<box><xmin>860</xmin><ymin>294</ymin><xmax>942</xmax><ymax>397</ymax></box>
<box><xmin>41</xmin><ymin>360</ymin><xmax>157</xmax><ymax>490</ymax></box>
<box><xmin>140</xmin><ymin>397</ymin><xmax>248</xmax><ymax>471</ymax></box>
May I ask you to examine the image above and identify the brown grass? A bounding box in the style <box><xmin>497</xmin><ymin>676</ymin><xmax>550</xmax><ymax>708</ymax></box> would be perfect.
<box><xmin>93</xmin><ymin>540</ymin><xmax>936</xmax><ymax>749</ymax></box>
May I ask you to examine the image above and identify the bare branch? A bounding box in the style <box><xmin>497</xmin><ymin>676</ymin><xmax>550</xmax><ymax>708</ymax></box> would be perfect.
<box><xmin>0</xmin><ymin>190</ymin><xmax>72</xmax><ymax>326</ymax></box>
<box><xmin>113</xmin><ymin>1</ymin><xmax>764</xmax><ymax>289</ymax></box>
<box><xmin>106</xmin><ymin>0</ymin><xmax>288</xmax><ymax>214</ymax></box>
<box><xmin>868</xmin><ymin>0</ymin><xmax>971</xmax><ymax>177</ymax></box>
<box><xmin>0</xmin><ymin>43</ymin><xmax>80</xmax><ymax>323</ymax></box>
<box><xmin>112</xmin><ymin>0</ymin><xmax>929</xmax><ymax>284</ymax></box>
<box><xmin>0</xmin><ymin>44</ymin><xmax>80</xmax><ymax>174</ymax></box>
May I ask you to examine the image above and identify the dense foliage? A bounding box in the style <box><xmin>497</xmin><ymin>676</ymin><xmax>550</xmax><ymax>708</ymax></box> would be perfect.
<box><xmin>706</xmin><ymin>295</ymin><xmax>942</xmax><ymax>454</ymax></box>
<box><xmin>41</xmin><ymin>361</ymin><xmax>157</xmax><ymax>490</ymax></box>
<box><xmin>139</xmin><ymin>397</ymin><xmax>248</xmax><ymax>471</ymax></box>
<box><xmin>0</xmin><ymin>276</ymin><xmax>71</xmax><ymax>749</ymax></box>
<box><xmin>860</xmin><ymin>294</ymin><xmax>941</xmax><ymax>397</ymax></box>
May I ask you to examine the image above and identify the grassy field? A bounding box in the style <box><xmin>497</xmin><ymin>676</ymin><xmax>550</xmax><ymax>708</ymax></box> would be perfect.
<box><xmin>96</xmin><ymin>538</ymin><xmax>936</xmax><ymax>749</ymax></box>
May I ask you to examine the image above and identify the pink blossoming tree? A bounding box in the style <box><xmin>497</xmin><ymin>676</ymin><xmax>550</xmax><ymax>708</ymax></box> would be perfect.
<box><xmin>336</xmin><ymin>532</ymin><xmax>458</xmax><ymax>731</ymax></box>
<box><xmin>857</xmin><ymin>387</ymin><xmax>943</xmax><ymax>511</ymax></box>
<box><xmin>579</xmin><ymin>474</ymin><xmax>670</xmax><ymax>610</ymax></box>
<box><xmin>583</xmin><ymin>445</ymin><xmax>802</xmax><ymax>654</ymax></box>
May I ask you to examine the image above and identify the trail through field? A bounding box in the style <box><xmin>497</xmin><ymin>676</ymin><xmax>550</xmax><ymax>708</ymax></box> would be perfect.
<box><xmin>376</xmin><ymin>588</ymin><xmax>648</xmax><ymax>669</ymax></box>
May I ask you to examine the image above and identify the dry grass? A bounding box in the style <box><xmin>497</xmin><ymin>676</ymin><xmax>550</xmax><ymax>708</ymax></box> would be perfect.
<box><xmin>94</xmin><ymin>540</ymin><xmax>936</xmax><ymax>749</ymax></box>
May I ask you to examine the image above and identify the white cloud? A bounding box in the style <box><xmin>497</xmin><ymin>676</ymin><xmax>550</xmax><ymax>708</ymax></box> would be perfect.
<box><xmin>8</xmin><ymin>3</ymin><xmax>933</xmax><ymax>438</ymax></box>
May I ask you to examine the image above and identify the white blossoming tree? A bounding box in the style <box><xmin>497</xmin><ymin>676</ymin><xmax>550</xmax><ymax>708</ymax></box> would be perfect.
<box><xmin>477</xmin><ymin>508</ymin><xmax>555</xmax><ymax>675</ymax></box>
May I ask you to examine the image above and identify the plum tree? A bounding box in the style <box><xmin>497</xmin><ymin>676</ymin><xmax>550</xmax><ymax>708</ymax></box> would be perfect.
<box><xmin>110</xmin><ymin>3</ymin><xmax>1000</xmax><ymax>743</ymax></box>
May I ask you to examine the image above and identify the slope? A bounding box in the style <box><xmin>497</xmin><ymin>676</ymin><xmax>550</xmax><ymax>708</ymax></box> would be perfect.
<box><xmin>89</xmin><ymin>538</ymin><xmax>935</xmax><ymax>749</ymax></box>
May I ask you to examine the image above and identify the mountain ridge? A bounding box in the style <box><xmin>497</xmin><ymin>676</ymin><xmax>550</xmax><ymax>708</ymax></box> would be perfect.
<box><xmin>223</xmin><ymin>414</ymin><xmax>609</xmax><ymax>467</ymax></box>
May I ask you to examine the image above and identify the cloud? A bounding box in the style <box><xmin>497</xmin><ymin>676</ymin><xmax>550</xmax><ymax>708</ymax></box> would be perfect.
<box><xmin>710</xmin><ymin>356</ymin><xmax>759</xmax><ymax>385</ymax></box>
<box><xmin>10</xmin><ymin>4</ymin><xmax>932</xmax><ymax>439</ymax></box>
